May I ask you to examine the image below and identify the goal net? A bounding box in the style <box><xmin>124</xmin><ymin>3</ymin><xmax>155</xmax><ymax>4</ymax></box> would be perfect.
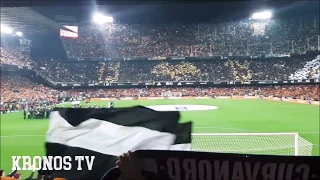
<box><xmin>191</xmin><ymin>133</ymin><xmax>313</xmax><ymax>156</ymax></box>
<box><xmin>161</xmin><ymin>91</ymin><xmax>182</xmax><ymax>99</ymax></box>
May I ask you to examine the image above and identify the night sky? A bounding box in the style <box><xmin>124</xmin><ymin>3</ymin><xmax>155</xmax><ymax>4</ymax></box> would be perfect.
<box><xmin>30</xmin><ymin>1</ymin><xmax>319</xmax><ymax>24</ymax></box>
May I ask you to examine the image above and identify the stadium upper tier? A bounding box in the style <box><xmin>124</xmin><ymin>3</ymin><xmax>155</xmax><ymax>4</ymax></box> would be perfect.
<box><xmin>61</xmin><ymin>19</ymin><xmax>319</xmax><ymax>59</ymax></box>
<box><xmin>0</xmin><ymin>47</ymin><xmax>33</xmax><ymax>67</ymax></box>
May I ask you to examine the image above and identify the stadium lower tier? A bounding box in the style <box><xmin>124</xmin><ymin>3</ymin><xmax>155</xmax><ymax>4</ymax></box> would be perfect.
<box><xmin>1</xmin><ymin>73</ymin><xmax>319</xmax><ymax>105</ymax></box>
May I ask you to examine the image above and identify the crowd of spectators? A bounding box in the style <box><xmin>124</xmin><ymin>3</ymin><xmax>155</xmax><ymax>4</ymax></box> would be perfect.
<box><xmin>34</xmin><ymin>55</ymin><xmax>318</xmax><ymax>83</ymax></box>
<box><xmin>61</xmin><ymin>18</ymin><xmax>319</xmax><ymax>58</ymax></box>
<box><xmin>290</xmin><ymin>55</ymin><xmax>320</xmax><ymax>80</ymax></box>
<box><xmin>1</xmin><ymin>73</ymin><xmax>318</xmax><ymax>106</ymax></box>
<box><xmin>35</xmin><ymin>58</ymin><xmax>122</xmax><ymax>83</ymax></box>
<box><xmin>0</xmin><ymin>47</ymin><xmax>33</xmax><ymax>67</ymax></box>
<box><xmin>0</xmin><ymin>74</ymin><xmax>58</xmax><ymax>112</ymax></box>
<box><xmin>59</xmin><ymin>85</ymin><xmax>319</xmax><ymax>101</ymax></box>
<box><xmin>1</xmin><ymin>49</ymin><xmax>317</xmax><ymax>84</ymax></box>
<box><xmin>1</xmin><ymin>18</ymin><xmax>319</xmax><ymax>109</ymax></box>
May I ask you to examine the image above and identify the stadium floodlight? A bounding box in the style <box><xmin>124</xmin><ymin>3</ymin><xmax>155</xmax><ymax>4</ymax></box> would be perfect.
<box><xmin>251</xmin><ymin>11</ymin><xmax>272</xmax><ymax>20</ymax></box>
<box><xmin>1</xmin><ymin>25</ymin><xmax>13</xmax><ymax>34</ymax></box>
<box><xmin>93</xmin><ymin>13</ymin><xmax>113</xmax><ymax>24</ymax></box>
<box><xmin>16</xmin><ymin>31</ymin><xmax>23</xmax><ymax>37</ymax></box>
<box><xmin>105</xmin><ymin>16</ymin><xmax>113</xmax><ymax>23</ymax></box>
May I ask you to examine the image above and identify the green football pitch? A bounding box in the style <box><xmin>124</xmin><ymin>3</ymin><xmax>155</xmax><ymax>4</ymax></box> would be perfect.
<box><xmin>0</xmin><ymin>99</ymin><xmax>319</xmax><ymax>176</ymax></box>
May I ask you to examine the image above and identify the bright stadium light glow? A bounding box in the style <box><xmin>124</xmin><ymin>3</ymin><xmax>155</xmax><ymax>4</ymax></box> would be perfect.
<box><xmin>1</xmin><ymin>25</ymin><xmax>13</xmax><ymax>34</ymax></box>
<box><xmin>16</xmin><ymin>31</ymin><xmax>23</xmax><ymax>37</ymax></box>
<box><xmin>93</xmin><ymin>13</ymin><xmax>113</xmax><ymax>24</ymax></box>
<box><xmin>251</xmin><ymin>11</ymin><xmax>272</xmax><ymax>20</ymax></box>
<box><xmin>105</xmin><ymin>16</ymin><xmax>113</xmax><ymax>23</ymax></box>
<box><xmin>93</xmin><ymin>13</ymin><xmax>104</xmax><ymax>24</ymax></box>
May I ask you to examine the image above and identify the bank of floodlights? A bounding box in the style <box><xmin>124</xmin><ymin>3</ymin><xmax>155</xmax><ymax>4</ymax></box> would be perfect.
<box><xmin>251</xmin><ymin>10</ymin><xmax>272</xmax><ymax>20</ymax></box>
<box><xmin>1</xmin><ymin>25</ymin><xmax>23</xmax><ymax>37</ymax></box>
<box><xmin>1</xmin><ymin>24</ymin><xmax>13</xmax><ymax>34</ymax></box>
<box><xmin>92</xmin><ymin>13</ymin><xmax>113</xmax><ymax>24</ymax></box>
<box><xmin>16</xmin><ymin>31</ymin><xmax>23</xmax><ymax>37</ymax></box>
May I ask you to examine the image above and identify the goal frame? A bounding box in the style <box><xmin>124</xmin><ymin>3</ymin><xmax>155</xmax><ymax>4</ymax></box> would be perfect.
<box><xmin>192</xmin><ymin>132</ymin><xmax>300</xmax><ymax>156</ymax></box>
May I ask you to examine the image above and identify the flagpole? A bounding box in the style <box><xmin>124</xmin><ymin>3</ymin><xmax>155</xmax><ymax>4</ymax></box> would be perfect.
<box><xmin>299</xmin><ymin>19</ymin><xmax>302</xmax><ymax>30</ymax></box>
<box><xmin>197</xmin><ymin>25</ymin><xmax>200</xmax><ymax>37</ymax></box>
<box><xmin>246</xmin><ymin>41</ymin><xmax>249</xmax><ymax>55</ymax></box>
<box><xmin>318</xmin><ymin>35</ymin><xmax>320</xmax><ymax>51</ymax></box>
<box><xmin>285</xmin><ymin>22</ymin><xmax>287</xmax><ymax>32</ymax></box>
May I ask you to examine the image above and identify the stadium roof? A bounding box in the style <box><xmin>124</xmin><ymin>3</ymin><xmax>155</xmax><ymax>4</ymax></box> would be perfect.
<box><xmin>0</xmin><ymin>7</ymin><xmax>72</xmax><ymax>35</ymax></box>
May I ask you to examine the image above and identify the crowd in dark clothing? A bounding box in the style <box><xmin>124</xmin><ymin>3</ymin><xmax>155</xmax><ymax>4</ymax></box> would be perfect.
<box><xmin>23</xmin><ymin>108</ymin><xmax>52</xmax><ymax>119</ymax></box>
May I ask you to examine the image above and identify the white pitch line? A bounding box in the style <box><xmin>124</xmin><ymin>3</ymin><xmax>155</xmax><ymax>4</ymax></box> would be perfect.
<box><xmin>296</xmin><ymin>132</ymin><xmax>320</xmax><ymax>134</ymax></box>
<box><xmin>194</xmin><ymin>126</ymin><xmax>263</xmax><ymax>132</ymax></box>
<box><xmin>0</xmin><ymin>135</ymin><xmax>45</xmax><ymax>138</ymax></box>
<box><xmin>194</xmin><ymin>127</ymin><xmax>320</xmax><ymax>134</ymax></box>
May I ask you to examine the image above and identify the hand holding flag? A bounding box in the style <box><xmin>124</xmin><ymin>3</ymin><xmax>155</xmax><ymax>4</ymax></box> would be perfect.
<box><xmin>24</xmin><ymin>163</ymin><xmax>37</xmax><ymax>180</ymax></box>
<box><xmin>116</xmin><ymin>151</ymin><xmax>144</xmax><ymax>180</ymax></box>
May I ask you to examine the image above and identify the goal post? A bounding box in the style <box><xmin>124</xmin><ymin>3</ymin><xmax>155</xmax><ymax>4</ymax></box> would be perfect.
<box><xmin>161</xmin><ymin>91</ymin><xmax>182</xmax><ymax>99</ymax></box>
<box><xmin>191</xmin><ymin>132</ymin><xmax>313</xmax><ymax>156</ymax></box>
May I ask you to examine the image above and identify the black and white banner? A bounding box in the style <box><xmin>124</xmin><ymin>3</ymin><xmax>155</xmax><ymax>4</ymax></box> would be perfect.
<box><xmin>40</xmin><ymin>107</ymin><xmax>192</xmax><ymax>179</ymax></box>
<box><xmin>135</xmin><ymin>150</ymin><xmax>320</xmax><ymax>180</ymax></box>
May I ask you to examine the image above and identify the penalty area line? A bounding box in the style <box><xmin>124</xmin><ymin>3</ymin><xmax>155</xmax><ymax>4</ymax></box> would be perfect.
<box><xmin>194</xmin><ymin>127</ymin><xmax>320</xmax><ymax>134</ymax></box>
<box><xmin>194</xmin><ymin>126</ymin><xmax>263</xmax><ymax>133</ymax></box>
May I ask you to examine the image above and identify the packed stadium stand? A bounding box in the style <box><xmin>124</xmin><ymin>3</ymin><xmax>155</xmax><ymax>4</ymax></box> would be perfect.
<box><xmin>60</xmin><ymin>19</ymin><xmax>319</xmax><ymax>59</ymax></box>
<box><xmin>0</xmin><ymin>47</ymin><xmax>33</xmax><ymax>67</ymax></box>
<box><xmin>0</xmin><ymin>1</ymin><xmax>320</xmax><ymax>177</ymax></box>
<box><xmin>1</xmin><ymin>58</ymin><xmax>319</xmax><ymax>106</ymax></box>
<box><xmin>0</xmin><ymin>21</ymin><xmax>320</xmax><ymax>105</ymax></box>
<box><xmin>289</xmin><ymin>55</ymin><xmax>320</xmax><ymax>80</ymax></box>
<box><xmin>0</xmin><ymin>15</ymin><xmax>319</xmax><ymax>111</ymax></box>
<box><xmin>28</xmin><ymin>54</ymin><xmax>318</xmax><ymax>83</ymax></box>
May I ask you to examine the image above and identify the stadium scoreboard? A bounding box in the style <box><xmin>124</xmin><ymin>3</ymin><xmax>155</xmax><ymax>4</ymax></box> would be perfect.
<box><xmin>60</xmin><ymin>26</ymin><xmax>79</xmax><ymax>38</ymax></box>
